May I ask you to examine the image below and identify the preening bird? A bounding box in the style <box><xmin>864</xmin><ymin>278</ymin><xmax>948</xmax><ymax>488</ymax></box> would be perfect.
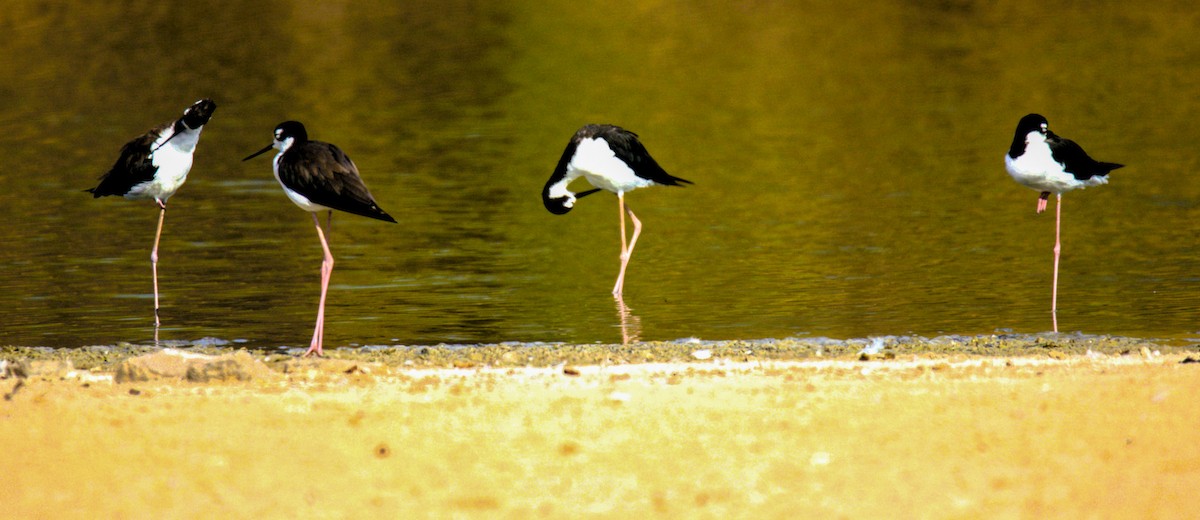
<box><xmin>1005</xmin><ymin>113</ymin><xmax>1123</xmax><ymax>332</ymax></box>
<box><xmin>87</xmin><ymin>98</ymin><xmax>217</xmax><ymax>331</ymax></box>
<box><xmin>542</xmin><ymin>124</ymin><xmax>691</xmax><ymax>297</ymax></box>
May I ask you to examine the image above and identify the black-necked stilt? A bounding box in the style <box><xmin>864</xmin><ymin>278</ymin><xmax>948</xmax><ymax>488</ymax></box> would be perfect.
<box><xmin>86</xmin><ymin>98</ymin><xmax>217</xmax><ymax>331</ymax></box>
<box><xmin>1005</xmin><ymin>113</ymin><xmax>1123</xmax><ymax>332</ymax></box>
<box><xmin>243</xmin><ymin>121</ymin><xmax>396</xmax><ymax>357</ymax></box>
<box><xmin>542</xmin><ymin>124</ymin><xmax>691</xmax><ymax>297</ymax></box>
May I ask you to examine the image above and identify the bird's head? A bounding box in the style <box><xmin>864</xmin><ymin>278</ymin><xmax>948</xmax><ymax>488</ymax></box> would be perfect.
<box><xmin>542</xmin><ymin>179</ymin><xmax>602</xmax><ymax>215</ymax></box>
<box><xmin>542</xmin><ymin>181</ymin><xmax>576</xmax><ymax>215</ymax></box>
<box><xmin>1016</xmin><ymin>113</ymin><xmax>1049</xmax><ymax>137</ymax></box>
<box><xmin>243</xmin><ymin>120</ymin><xmax>307</xmax><ymax>161</ymax></box>
<box><xmin>180</xmin><ymin>99</ymin><xmax>217</xmax><ymax>130</ymax></box>
<box><xmin>1008</xmin><ymin>113</ymin><xmax>1050</xmax><ymax>158</ymax></box>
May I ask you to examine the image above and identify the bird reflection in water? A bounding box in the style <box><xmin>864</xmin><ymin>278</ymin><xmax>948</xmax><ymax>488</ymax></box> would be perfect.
<box><xmin>614</xmin><ymin>297</ymin><xmax>642</xmax><ymax>345</ymax></box>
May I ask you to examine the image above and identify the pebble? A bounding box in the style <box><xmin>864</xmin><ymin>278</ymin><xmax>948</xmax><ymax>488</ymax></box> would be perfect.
<box><xmin>809</xmin><ymin>451</ymin><xmax>831</xmax><ymax>466</ymax></box>
<box><xmin>607</xmin><ymin>391</ymin><xmax>631</xmax><ymax>403</ymax></box>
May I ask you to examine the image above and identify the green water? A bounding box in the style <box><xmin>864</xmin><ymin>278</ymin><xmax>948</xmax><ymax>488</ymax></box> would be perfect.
<box><xmin>1</xmin><ymin>1</ymin><xmax>1197</xmax><ymax>349</ymax></box>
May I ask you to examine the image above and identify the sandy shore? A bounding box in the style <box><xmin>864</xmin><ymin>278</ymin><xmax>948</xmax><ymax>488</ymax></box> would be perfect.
<box><xmin>2</xmin><ymin>338</ymin><xmax>1199</xmax><ymax>518</ymax></box>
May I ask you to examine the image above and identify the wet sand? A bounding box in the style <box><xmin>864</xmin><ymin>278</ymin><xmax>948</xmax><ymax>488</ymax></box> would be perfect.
<box><xmin>2</xmin><ymin>338</ymin><xmax>1199</xmax><ymax>518</ymax></box>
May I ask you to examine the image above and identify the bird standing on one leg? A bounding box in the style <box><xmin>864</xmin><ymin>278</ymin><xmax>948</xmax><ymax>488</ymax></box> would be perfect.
<box><xmin>1005</xmin><ymin>113</ymin><xmax>1123</xmax><ymax>332</ymax></box>
<box><xmin>87</xmin><ymin>98</ymin><xmax>217</xmax><ymax>333</ymax></box>
<box><xmin>542</xmin><ymin>124</ymin><xmax>692</xmax><ymax>298</ymax></box>
<box><xmin>244</xmin><ymin>121</ymin><xmax>396</xmax><ymax>357</ymax></box>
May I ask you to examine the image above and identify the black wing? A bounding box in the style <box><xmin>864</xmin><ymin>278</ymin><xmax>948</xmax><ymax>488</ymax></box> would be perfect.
<box><xmin>87</xmin><ymin>124</ymin><xmax>166</xmax><ymax>197</ymax></box>
<box><xmin>593</xmin><ymin>125</ymin><xmax>692</xmax><ymax>187</ymax></box>
<box><xmin>279</xmin><ymin>142</ymin><xmax>397</xmax><ymax>223</ymax></box>
<box><xmin>1046</xmin><ymin>131</ymin><xmax>1124</xmax><ymax>180</ymax></box>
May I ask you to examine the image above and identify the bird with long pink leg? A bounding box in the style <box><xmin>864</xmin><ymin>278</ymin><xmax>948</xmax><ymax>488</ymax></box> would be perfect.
<box><xmin>244</xmin><ymin>121</ymin><xmax>396</xmax><ymax>357</ymax></box>
<box><xmin>542</xmin><ymin>124</ymin><xmax>691</xmax><ymax>298</ymax></box>
<box><xmin>1005</xmin><ymin>113</ymin><xmax>1123</xmax><ymax>332</ymax></box>
<box><xmin>87</xmin><ymin>98</ymin><xmax>217</xmax><ymax>337</ymax></box>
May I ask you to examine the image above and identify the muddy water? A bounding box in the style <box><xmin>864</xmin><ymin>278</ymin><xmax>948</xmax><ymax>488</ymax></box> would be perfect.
<box><xmin>0</xmin><ymin>1</ymin><xmax>1197</xmax><ymax>348</ymax></box>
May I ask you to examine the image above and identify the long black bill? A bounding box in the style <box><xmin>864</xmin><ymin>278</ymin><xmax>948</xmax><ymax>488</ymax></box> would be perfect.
<box><xmin>576</xmin><ymin>188</ymin><xmax>603</xmax><ymax>199</ymax></box>
<box><xmin>243</xmin><ymin>144</ymin><xmax>274</xmax><ymax>161</ymax></box>
<box><xmin>152</xmin><ymin>131</ymin><xmax>179</xmax><ymax>153</ymax></box>
<box><xmin>151</xmin><ymin>121</ymin><xmax>186</xmax><ymax>153</ymax></box>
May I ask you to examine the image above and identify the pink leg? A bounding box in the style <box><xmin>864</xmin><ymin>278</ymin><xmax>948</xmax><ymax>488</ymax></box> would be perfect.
<box><xmin>612</xmin><ymin>193</ymin><xmax>627</xmax><ymax>296</ymax></box>
<box><xmin>626</xmin><ymin>206</ymin><xmax>642</xmax><ymax>269</ymax></box>
<box><xmin>151</xmin><ymin>201</ymin><xmax>166</xmax><ymax>330</ymax></box>
<box><xmin>1036</xmin><ymin>192</ymin><xmax>1050</xmax><ymax>214</ymax></box>
<box><xmin>612</xmin><ymin>194</ymin><xmax>642</xmax><ymax>297</ymax></box>
<box><xmin>305</xmin><ymin>211</ymin><xmax>335</xmax><ymax>357</ymax></box>
<box><xmin>1051</xmin><ymin>194</ymin><xmax>1061</xmax><ymax>333</ymax></box>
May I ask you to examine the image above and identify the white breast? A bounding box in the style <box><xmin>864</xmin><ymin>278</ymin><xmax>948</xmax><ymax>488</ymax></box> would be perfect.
<box><xmin>126</xmin><ymin>127</ymin><xmax>203</xmax><ymax>202</ymax></box>
<box><xmin>272</xmin><ymin>152</ymin><xmax>331</xmax><ymax>213</ymax></box>
<box><xmin>1004</xmin><ymin>131</ymin><xmax>1104</xmax><ymax>194</ymax></box>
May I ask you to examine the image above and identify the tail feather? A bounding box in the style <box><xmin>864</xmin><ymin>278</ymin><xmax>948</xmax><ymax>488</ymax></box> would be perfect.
<box><xmin>662</xmin><ymin>174</ymin><xmax>693</xmax><ymax>187</ymax></box>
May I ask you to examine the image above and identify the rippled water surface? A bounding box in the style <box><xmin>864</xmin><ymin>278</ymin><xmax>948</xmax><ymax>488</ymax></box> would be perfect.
<box><xmin>1</xmin><ymin>1</ymin><xmax>1198</xmax><ymax>348</ymax></box>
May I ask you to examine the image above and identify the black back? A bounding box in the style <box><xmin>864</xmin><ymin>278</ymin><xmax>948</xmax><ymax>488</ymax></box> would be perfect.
<box><xmin>1045</xmin><ymin>131</ymin><xmax>1124</xmax><ymax>181</ymax></box>
<box><xmin>278</xmin><ymin>138</ymin><xmax>397</xmax><ymax>223</ymax></box>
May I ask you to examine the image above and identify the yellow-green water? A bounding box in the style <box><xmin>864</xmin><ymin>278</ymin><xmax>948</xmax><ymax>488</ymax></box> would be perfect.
<box><xmin>1</xmin><ymin>1</ymin><xmax>1197</xmax><ymax>348</ymax></box>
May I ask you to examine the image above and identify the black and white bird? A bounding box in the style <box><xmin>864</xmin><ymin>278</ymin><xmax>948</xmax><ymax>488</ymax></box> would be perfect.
<box><xmin>87</xmin><ymin>98</ymin><xmax>217</xmax><ymax>331</ymax></box>
<box><xmin>244</xmin><ymin>121</ymin><xmax>396</xmax><ymax>357</ymax></box>
<box><xmin>542</xmin><ymin>124</ymin><xmax>691</xmax><ymax>297</ymax></box>
<box><xmin>1005</xmin><ymin>113</ymin><xmax>1123</xmax><ymax>332</ymax></box>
